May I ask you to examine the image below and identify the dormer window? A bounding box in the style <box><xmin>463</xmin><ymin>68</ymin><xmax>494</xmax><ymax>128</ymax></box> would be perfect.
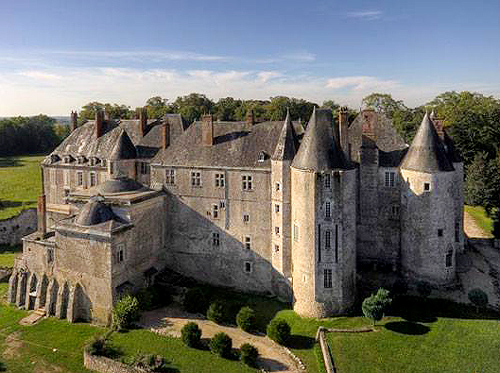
<box><xmin>77</xmin><ymin>156</ymin><xmax>86</xmax><ymax>165</ymax></box>
<box><xmin>258</xmin><ymin>151</ymin><xmax>267</xmax><ymax>162</ymax></box>
<box><xmin>89</xmin><ymin>157</ymin><xmax>99</xmax><ymax>166</ymax></box>
<box><xmin>50</xmin><ymin>154</ymin><xmax>60</xmax><ymax>164</ymax></box>
<box><xmin>101</xmin><ymin>159</ymin><xmax>107</xmax><ymax>167</ymax></box>
<box><xmin>63</xmin><ymin>155</ymin><xmax>72</xmax><ymax>164</ymax></box>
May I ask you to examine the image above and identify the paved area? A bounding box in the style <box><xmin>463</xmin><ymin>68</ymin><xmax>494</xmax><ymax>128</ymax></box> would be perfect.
<box><xmin>139</xmin><ymin>304</ymin><xmax>302</xmax><ymax>373</ymax></box>
<box><xmin>464</xmin><ymin>211</ymin><xmax>492</xmax><ymax>238</ymax></box>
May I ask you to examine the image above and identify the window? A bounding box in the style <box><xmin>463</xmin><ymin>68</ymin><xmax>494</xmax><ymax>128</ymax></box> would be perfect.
<box><xmin>77</xmin><ymin>171</ymin><xmax>83</xmax><ymax>187</ymax></box>
<box><xmin>324</xmin><ymin>174</ymin><xmax>331</xmax><ymax>189</ymax></box>
<box><xmin>219</xmin><ymin>200</ymin><xmax>226</xmax><ymax>209</ymax></box>
<box><xmin>244</xmin><ymin>236</ymin><xmax>251</xmax><ymax>250</ymax></box>
<box><xmin>101</xmin><ymin>159</ymin><xmax>107</xmax><ymax>167</ymax></box>
<box><xmin>293</xmin><ymin>224</ymin><xmax>299</xmax><ymax>242</ymax></box>
<box><xmin>275</xmin><ymin>182</ymin><xmax>280</xmax><ymax>191</ymax></box>
<box><xmin>114</xmin><ymin>244</ymin><xmax>125</xmax><ymax>264</ymax></box>
<box><xmin>424</xmin><ymin>182</ymin><xmax>430</xmax><ymax>191</ymax></box>
<box><xmin>446</xmin><ymin>249</ymin><xmax>453</xmax><ymax>267</ymax></box>
<box><xmin>244</xmin><ymin>261</ymin><xmax>253</xmax><ymax>273</ymax></box>
<box><xmin>90</xmin><ymin>172</ymin><xmax>96</xmax><ymax>187</ymax></box>
<box><xmin>335</xmin><ymin>224</ymin><xmax>339</xmax><ymax>263</ymax></box>
<box><xmin>63</xmin><ymin>170</ymin><xmax>70</xmax><ymax>186</ymax></box>
<box><xmin>165</xmin><ymin>169</ymin><xmax>175</xmax><ymax>185</ymax></box>
<box><xmin>191</xmin><ymin>171</ymin><xmax>201</xmax><ymax>187</ymax></box>
<box><xmin>243</xmin><ymin>214</ymin><xmax>250</xmax><ymax>223</ymax></box>
<box><xmin>109</xmin><ymin>162</ymin><xmax>115</xmax><ymax>174</ymax></box>
<box><xmin>215</xmin><ymin>173</ymin><xmax>225</xmax><ymax>187</ymax></box>
<box><xmin>325</xmin><ymin>230</ymin><xmax>331</xmax><ymax>249</ymax></box>
<box><xmin>212</xmin><ymin>232</ymin><xmax>220</xmax><ymax>247</ymax></box>
<box><xmin>274</xmin><ymin>244</ymin><xmax>280</xmax><ymax>253</ymax></box>
<box><xmin>391</xmin><ymin>205</ymin><xmax>400</xmax><ymax>217</ymax></box>
<box><xmin>385</xmin><ymin>171</ymin><xmax>395</xmax><ymax>187</ymax></box>
<box><xmin>438</xmin><ymin>229</ymin><xmax>443</xmax><ymax>237</ymax></box>
<box><xmin>455</xmin><ymin>220</ymin><xmax>460</xmax><ymax>243</ymax></box>
<box><xmin>275</xmin><ymin>204</ymin><xmax>280</xmax><ymax>213</ymax></box>
<box><xmin>258</xmin><ymin>151</ymin><xmax>266</xmax><ymax>162</ymax></box>
<box><xmin>275</xmin><ymin>226</ymin><xmax>280</xmax><ymax>235</ymax></box>
<box><xmin>140</xmin><ymin>162</ymin><xmax>149</xmax><ymax>175</ymax></box>
<box><xmin>89</xmin><ymin>157</ymin><xmax>96</xmax><ymax>166</ymax></box>
<box><xmin>325</xmin><ymin>202</ymin><xmax>331</xmax><ymax>219</ymax></box>
<box><xmin>324</xmin><ymin>269</ymin><xmax>332</xmax><ymax>288</ymax></box>
<box><xmin>242</xmin><ymin>175</ymin><xmax>253</xmax><ymax>190</ymax></box>
<box><xmin>212</xmin><ymin>204</ymin><xmax>219</xmax><ymax>219</ymax></box>
<box><xmin>47</xmin><ymin>248</ymin><xmax>54</xmax><ymax>264</ymax></box>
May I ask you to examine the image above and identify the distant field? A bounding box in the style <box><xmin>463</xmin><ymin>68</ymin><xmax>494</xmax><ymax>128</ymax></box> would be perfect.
<box><xmin>465</xmin><ymin>205</ymin><xmax>494</xmax><ymax>237</ymax></box>
<box><xmin>0</xmin><ymin>155</ymin><xmax>44</xmax><ymax>220</ymax></box>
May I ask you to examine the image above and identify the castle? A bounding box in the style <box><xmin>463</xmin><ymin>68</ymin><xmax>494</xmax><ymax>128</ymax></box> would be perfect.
<box><xmin>8</xmin><ymin>106</ymin><xmax>464</xmax><ymax>324</ymax></box>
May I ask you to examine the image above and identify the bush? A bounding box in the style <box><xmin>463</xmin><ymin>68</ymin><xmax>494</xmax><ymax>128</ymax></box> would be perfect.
<box><xmin>85</xmin><ymin>336</ymin><xmax>106</xmax><ymax>356</ymax></box>
<box><xmin>113</xmin><ymin>295</ymin><xmax>140</xmax><ymax>330</ymax></box>
<box><xmin>207</xmin><ymin>301</ymin><xmax>225</xmax><ymax>324</ymax></box>
<box><xmin>240</xmin><ymin>343</ymin><xmax>259</xmax><ymax>367</ymax></box>
<box><xmin>468</xmin><ymin>288</ymin><xmax>488</xmax><ymax>310</ymax></box>
<box><xmin>266</xmin><ymin>319</ymin><xmax>291</xmax><ymax>346</ymax></box>
<box><xmin>416</xmin><ymin>281</ymin><xmax>432</xmax><ymax>297</ymax></box>
<box><xmin>136</xmin><ymin>286</ymin><xmax>172</xmax><ymax>311</ymax></box>
<box><xmin>209</xmin><ymin>332</ymin><xmax>232</xmax><ymax>358</ymax></box>
<box><xmin>125</xmin><ymin>353</ymin><xmax>167</xmax><ymax>371</ymax></box>
<box><xmin>183</xmin><ymin>287</ymin><xmax>208</xmax><ymax>314</ymax></box>
<box><xmin>236</xmin><ymin>306</ymin><xmax>256</xmax><ymax>332</ymax></box>
<box><xmin>181</xmin><ymin>322</ymin><xmax>202</xmax><ymax>348</ymax></box>
<box><xmin>362</xmin><ymin>288</ymin><xmax>392</xmax><ymax>326</ymax></box>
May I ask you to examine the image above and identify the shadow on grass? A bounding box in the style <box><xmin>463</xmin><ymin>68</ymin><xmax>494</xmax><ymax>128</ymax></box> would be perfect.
<box><xmin>385</xmin><ymin>321</ymin><xmax>430</xmax><ymax>335</ymax></box>
<box><xmin>0</xmin><ymin>245</ymin><xmax>22</xmax><ymax>254</ymax></box>
<box><xmin>287</xmin><ymin>334</ymin><xmax>316</xmax><ymax>350</ymax></box>
<box><xmin>0</xmin><ymin>201</ymin><xmax>23</xmax><ymax>209</ymax></box>
<box><xmin>0</xmin><ymin>159</ymin><xmax>22</xmax><ymax>168</ymax></box>
<box><xmin>258</xmin><ymin>357</ymin><xmax>290</xmax><ymax>372</ymax></box>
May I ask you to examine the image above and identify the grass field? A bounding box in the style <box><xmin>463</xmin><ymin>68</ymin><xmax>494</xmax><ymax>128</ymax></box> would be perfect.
<box><xmin>0</xmin><ymin>245</ymin><xmax>22</xmax><ymax>268</ymax></box>
<box><xmin>0</xmin><ymin>155</ymin><xmax>44</xmax><ymax>220</ymax></box>
<box><xmin>465</xmin><ymin>205</ymin><xmax>494</xmax><ymax>237</ymax></box>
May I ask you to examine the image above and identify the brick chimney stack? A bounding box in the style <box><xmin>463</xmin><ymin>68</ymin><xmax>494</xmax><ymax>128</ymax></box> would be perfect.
<box><xmin>139</xmin><ymin>107</ymin><xmax>148</xmax><ymax>137</ymax></box>
<box><xmin>163</xmin><ymin>122</ymin><xmax>170</xmax><ymax>149</ymax></box>
<box><xmin>201</xmin><ymin>114</ymin><xmax>214</xmax><ymax>146</ymax></box>
<box><xmin>104</xmin><ymin>108</ymin><xmax>111</xmax><ymax>121</ymax></box>
<box><xmin>95</xmin><ymin>109</ymin><xmax>104</xmax><ymax>137</ymax></box>
<box><xmin>246</xmin><ymin>109</ymin><xmax>255</xmax><ymax>126</ymax></box>
<box><xmin>70</xmin><ymin>111</ymin><xmax>78</xmax><ymax>132</ymax></box>
<box><xmin>339</xmin><ymin>106</ymin><xmax>349</xmax><ymax>158</ymax></box>
<box><xmin>37</xmin><ymin>168</ymin><xmax>47</xmax><ymax>236</ymax></box>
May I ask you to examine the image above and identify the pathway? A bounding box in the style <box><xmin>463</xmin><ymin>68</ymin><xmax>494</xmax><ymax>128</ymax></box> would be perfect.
<box><xmin>464</xmin><ymin>211</ymin><xmax>492</xmax><ymax>238</ymax></box>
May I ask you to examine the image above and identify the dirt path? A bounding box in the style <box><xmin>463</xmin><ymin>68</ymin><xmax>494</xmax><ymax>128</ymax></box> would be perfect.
<box><xmin>464</xmin><ymin>211</ymin><xmax>492</xmax><ymax>238</ymax></box>
<box><xmin>139</xmin><ymin>305</ymin><xmax>302</xmax><ymax>373</ymax></box>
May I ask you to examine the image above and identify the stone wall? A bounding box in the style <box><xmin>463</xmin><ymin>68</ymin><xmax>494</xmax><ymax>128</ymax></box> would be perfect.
<box><xmin>0</xmin><ymin>208</ymin><xmax>37</xmax><ymax>246</ymax></box>
<box><xmin>84</xmin><ymin>350</ymin><xmax>146</xmax><ymax>373</ymax></box>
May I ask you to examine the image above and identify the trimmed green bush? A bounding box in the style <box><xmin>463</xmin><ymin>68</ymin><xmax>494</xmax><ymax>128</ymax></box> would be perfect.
<box><xmin>183</xmin><ymin>287</ymin><xmax>208</xmax><ymax>314</ymax></box>
<box><xmin>468</xmin><ymin>288</ymin><xmax>488</xmax><ymax>310</ymax></box>
<box><xmin>362</xmin><ymin>288</ymin><xmax>392</xmax><ymax>326</ymax></box>
<box><xmin>113</xmin><ymin>295</ymin><xmax>140</xmax><ymax>330</ymax></box>
<box><xmin>266</xmin><ymin>319</ymin><xmax>291</xmax><ymax>345</ymax></box>
<box><xmin>209</xmin><ymin>332</ymin><xmax>232</xmax><ymax>358</ymax></box>
<box><xmin>181</xmin><ymin>322</ymin><xmax>202</xmax><ymax>348</ymax></box>
<box><xmin>207</xmin><ymin>301</ymin><xmax>225</xmax><ymax>324</ymax></box>
<box><xmin>240</xmin><ymin>343</ymin><xmax>259</xmax><ymax>367</ymax></box>
<box><xmin>236</xmin><ymin>306</ymin><xmax>256</xmax><ymax>332</ymax></box>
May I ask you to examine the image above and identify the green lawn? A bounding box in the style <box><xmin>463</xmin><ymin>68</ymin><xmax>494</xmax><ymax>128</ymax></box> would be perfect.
<box><xmin>0</xmin><ymin>155</ymin><xmax>44</xmax><ymax>220</ymax></box>
<box><xmin>0</xmin><ymin>245</ymin><xmax>22</xmax><ymax>269</ymax></box>
<box><xmin>465</xmin><ymin>205</ymin><xmax>494</xmax><ymax>237</ymax></box>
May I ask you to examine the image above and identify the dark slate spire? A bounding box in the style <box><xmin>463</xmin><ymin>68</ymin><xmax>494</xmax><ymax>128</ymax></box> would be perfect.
<box><xmin>292</xmin><ymin>108</ymin><xmax>350</xmax><ymax>171</ymax></box>
<box><xmin>272</xmin><ymin>108</ymin><xmax>299</xmax><ymax>161</ymax></box>
<box><xmin>401</xmin><ymin>112</ymin><xmax>454</xmax><ymax>172</ymax></box>
<box><xmin>110</xmin><ymin>130</ymin><xmax>137</xmax><ymax>160</ymax></box>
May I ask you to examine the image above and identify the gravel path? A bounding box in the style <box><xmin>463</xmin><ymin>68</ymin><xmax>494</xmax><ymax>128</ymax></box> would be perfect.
<box><xmin>139</xmin><ymin>305</ymin><xmax>302</xmax><ymax>373</ymax></box>
<box><xmin>464</xmin><ymin>211</ymin><xmax>492</xmax><ymax>238</ymax></box>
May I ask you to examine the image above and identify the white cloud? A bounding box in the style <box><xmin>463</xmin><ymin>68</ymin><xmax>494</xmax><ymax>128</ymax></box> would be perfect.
<box><xmin>18</xmin><ymin>70</ymin><xmax>62</xmax><ymax>81</ymax></box>
<box><xmin>345</xmin><ymin>10</ymin><xmax>383</xmax><ymax>20</ymax></box>
<box><xmin>257</xmin><ymin>71</ymin><xmax>282</xmax><ymax>82</ymax></box>
<box><xmin>47</xmin><ymin>50</ymin><xmax>229</xmax><ymax>62</ymax></box>
<box><xmin>282</xmin><ymin>51</ymin><xmax>316</xmax><ymax>62</ymax></box>
<box><xmin>326</xmin><ymin>76</ymin><xmax>399</xmax><ymax>91</ymax></box>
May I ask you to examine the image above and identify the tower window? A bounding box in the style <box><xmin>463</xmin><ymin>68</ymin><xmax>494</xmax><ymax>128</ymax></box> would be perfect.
<box><xmin>90</xmin><ymin>172</ymin><xmax>96</xmax><ymax>187</ymax></box>
<box><xmin>324</xmin><ymin>174</ymin><xmax>331</xmax><ymax>189</ymax></box>
<box><xmin>165</xmin><ymin>169</ymin><xmax>175</xmax><ymax>185</ymax></box>
<box><xmin>424</xmin><ymin>182</ymin><xmax>430</xmax><ymax>191</ymax></box>
<box><xmin>212</xmin><ymin>204</ymin><xmax>219</xmax><ymax>219</ymax></box>
<box><xmin>244</xmin><ymin>261</ymin><xmax>253</xmax><ymax>273</ymax></box>
<box><xmin>114</xmin><ymin>244</ymin><xmax>125</xmax><ymax>264</ymax></box>
<box><xmin>242</xmin><ymin>175</ymin><xmax>253</xmax><ymax>190</ymax></box>
<box><xmin>275</xmin><ymin>182</ymin><xmax>280</xmax><ymax>191</ymax></box>
<box><xmin>385</xmin><ymin>171</ymin><xmax>395</xmax><ymax>187</ymax></box>
<box><xmin>140</xmin><ymin>162</ymin><xmax>149</xmax><ymax>174</ymax></box>
<box><xmin>212</xmin><ymin>232</ymin><xmax>220</xmax><ymax>247</ymax></box>
<box><xmin>438</xmin><ymin>229</ymin><xmax>443</xmax><ymax>237</ymax></box>
<box><xmin>324</xmin><ymin>269</ymin><xmax>332</xmax><ymax>288</ymax></box>
<box><xmin>215</xmin><ymin>173</ymin><xmax>225</xmax><ymax>187</ymax></box>
<box><xmin>77</xmin><ymin>171</ymin><xmax>83</xmax><ymax>187</ymax></box>
<box><xmin>243</xmin><ymin>214</ymin><xmax>250</xmax><ymax>223</ymax></box>
<box><xmin>446</xmin><ymin>249</ymin><xmax>453</xmax><ymax>267</ymax></box>
<box><xmin>244</xmin><ymin>236</ymin><xmax>252</xmax><ymax>250</ymax></box>
<box><xmin>325</xmin><ymin>230</ymin><xmax>331</xmax><ymax>249</ymax></box>
<box><xmin>275</xmin><ymin>204</ymin><xmax>280</xmax><ymax>213</ymax></box>
<box><xmin>391</xmin><ymin>205</ymin><xmax>400</xmax><ymax>217</ymax></box>
<box><xmin>325</xmin><ymin>202</ymin><xmax>331</xmax><ymax>219</ymax></box>
<box><xmin>274</xmin><ymin>244</ymin><xmax>280</xmax><ymax>253</ymax></box>
<box><xmin>335</xmin><ymin>224</ymin><xmax>339</xmax><ymax>263</ymax></box>
<box><xmin>191</xmin><ymin>171</ymin><xmax>201</xmax><ymax>187</ymax></box>
<box><xmin>275</xmin><ymin>226</ymin><xmax>280</xmax><ymax>235</ymax></box>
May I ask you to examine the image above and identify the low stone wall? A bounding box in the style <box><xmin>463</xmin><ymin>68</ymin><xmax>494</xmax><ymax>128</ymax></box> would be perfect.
<box><xmin>0</xmin><ymin>208</ymin><xmax>37</xmax><ymax>246</ymax></box>
<box><xmin>316</xmin><ymin>327</ymin><xmax>335</xmax><ymax>373</ymax></box>
<box><xmin>83</xmin><ymin>350</ymin><xmax>146</xmax><ymax>373</ymax></box>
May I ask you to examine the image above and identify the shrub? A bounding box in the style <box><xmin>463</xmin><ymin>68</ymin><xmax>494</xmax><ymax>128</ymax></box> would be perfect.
<box><xmin>362</xmin><ymin>288</ymin><xmax>392</xmax><ymax>326</ymax></box>
<box><xmin>85</xmin><ymin>336</ymin><xmax>106</xmax><ymax>356</ymax></box>
<box><xmin>266</xmin><ymin>319</ymin><xmax>291</xmax><ymax>345</ymax></box>
<box><xmin>183</xmin><ymin>287</ymin><xmax>208</xmax><ymax>314</ymax></box>
<box><xmin>236</xmin><ymin>306</ymin><xmax>256</xmax><ymax>332</ymax></box>
<box><xmin>468</xmin><ymin>288</ymin><xmax>488</xmax><ymax>310</ymax></box>
<box><xmin>125</xmin><ymin>353</ymin><xmax>167</xmax><ymax>371</ymax></box>
<box><xmin>113</xmin><ymin>295</ymin><xmax>140</xmax><ymax>330</ymax></box>
<box><xmin>207</xmin><ymin>301</ymin><xmax>225</xmax><ymax>324</ymax></box>
<box><xmin>416</xmin><ymin>281</ymin><xmax>432</xmax><ymax>297</ymax></box>
<box><xmin>181</xmin><ymin>322</ymin><xmax>202</xmax><ymax>348</ymax></box>
<box><xmin>209</xmin><ymin>332</ymin><xmax>232</xmax><ymax>358</ymax></box>
<box><xmin>136</xmin><ymin>286</ymin><xmax>172</xmax><ymax>311</ymax></box>
<box><xmin>240</xmin><ymin>343</ymin><xmax>259</xmax><ymax>367</ymax></box>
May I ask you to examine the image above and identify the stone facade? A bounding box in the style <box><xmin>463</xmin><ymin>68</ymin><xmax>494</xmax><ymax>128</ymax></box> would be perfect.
<box><xmin>9</xmin><ymin>107</ymin><xmax>464</xmax><ymax>322</ymax></box>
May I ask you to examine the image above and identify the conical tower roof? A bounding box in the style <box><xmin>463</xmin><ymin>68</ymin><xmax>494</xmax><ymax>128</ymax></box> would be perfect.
<box><xmin>109</xmin><ymin>129</ymin><xmax>137</xmax><ymax>160</ymax></box>
<box><xmin>272</xmin><ymin>109</ymin><xmax>299</xmax><ymax>161</ymax></box>
<box><xmin>401</xmin><ymin>112</ymin><xmax>454</xmax><ymax>172</ymax></box>
<box><xmin>292</xmin><ymin>108</ymin><xmax>350</xmax><ymax>171</ymax></box>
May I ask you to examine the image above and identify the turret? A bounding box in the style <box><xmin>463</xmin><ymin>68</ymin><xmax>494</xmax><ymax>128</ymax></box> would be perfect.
<box><xmin>290</xmin><ymin>108</ymin><xmax>357</xmax><ymax>317</ymax></box>
<box><xmin>400</xmin><ymin>112</ymin><xmax>458</xmax><ymax>284</ymax></box>
<box><xmin>109</xmin><ymin>130</ymin><xmax>137</xmax><ymax>179</ymax></box>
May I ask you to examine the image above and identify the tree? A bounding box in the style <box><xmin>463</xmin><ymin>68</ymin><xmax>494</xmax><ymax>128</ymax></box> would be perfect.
<box><xmin>172</xmin><ymin>93</ymin><xmax>214</xmax><ymax>123</ymax></box>
<box><xmin>468</xmin><ymin>288</ymin><xmax>488</xmax><ymax>311</ymax></box>
<box><xmin>145</xmin><ymin>96</ymin><xmax>174</xmax><ymax>119</ymax></box>
<box><xmin>79</xmin><ymin>101</ymin><xmax>104</xmax><ymax>123</ymax></box>
<box><xmin>361</xmin><ymin>288</ymin><xmax>392</xmax><ymax>326</ymax></box>
<box><xmin>112</xmin><ymin>295</ymin><xmax>140</xmax><ymax>330</ymax></box>
<box><xmin>214</xmin><ymin>97</ymin><xmax>242</xmax><ymax>121</ymax></box>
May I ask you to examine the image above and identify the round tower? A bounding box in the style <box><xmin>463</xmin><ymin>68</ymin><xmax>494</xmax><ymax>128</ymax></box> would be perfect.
<box><xmin>291</xmin><ymin>108</ymin><xmax>357</xmax><ymax>318</ymax></box>
<box><xmin>400</xmin><ymin>112</ymin><xmax>457</xmax><ymax>284</ymax></box>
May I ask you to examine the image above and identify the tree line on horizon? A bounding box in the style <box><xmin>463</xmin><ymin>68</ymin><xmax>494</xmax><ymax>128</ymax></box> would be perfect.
<box><xmin>1</xmin><ymin>91</ymin><xmax>499</xmax><ymax>235</ymax></box>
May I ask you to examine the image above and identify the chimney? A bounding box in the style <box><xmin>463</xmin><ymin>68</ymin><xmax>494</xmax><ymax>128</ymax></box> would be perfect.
<box><xmin>70</xmin><ymin>111</ymin><xmax>78</xmax><ymax>132</ymax></box>
<box><xmin>339</xmin><ymin>106</ymin><xmax>349</xmax><ymax>158</ymax></box>
<box><xmin>430</xmin><ymin>112</ymin><xmax>445</xmax><ymax>139</ymax></box>
<box><xmin>95</xmin><ymin>109</ymin><xmax>104</xmax><ymax>137</ymax></box>
<box><xmin>361</xmin><ymin>109</ymin><xmax>377</xmax><ymax>145</ymax></box>
<box><xmin>246</xmin><ymin>109</ymin><xmax>255</xmax><ymax>126</ymax></box>
<box><xmin>201</xmin><ymin>114</ymin><xmax>214</xmax><ymax>146</ymax></box>
<box><xmin>139</xmin><ymin>107</ymin><xmax>147</xmax><ymax>137</ymax></box>
<box><xmin>37</xmin><ymin>194</ymin><xmax>47</xmax><ymax>236</ymax></box>
<box><xmin>163</xmin><ymin>122</ymin><xmax>170</xmax><ymax>149</ymax></box>
<box><xmin>104</xmin><ymin>108</ymin><xmax>111</xmax><ymax>121</ymax></box>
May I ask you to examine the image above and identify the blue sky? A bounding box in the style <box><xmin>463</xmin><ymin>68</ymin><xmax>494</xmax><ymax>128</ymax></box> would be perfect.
<box><xmin>1</xmin><ymin>0</ymin><xmax>499</xmax><ymax>115</ymax></box>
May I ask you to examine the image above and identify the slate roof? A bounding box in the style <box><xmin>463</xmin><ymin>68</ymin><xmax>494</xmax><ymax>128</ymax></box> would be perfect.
<box><xmin>75</xmin><ymin>197</ymin><xmax>118</xmax><ymax>226</ymax></box>
<box><xmin>401</xmin><ymin>112</ymin><xmax>454</xmax><ymax>172</ymax></box>
<box><xmin>109</xmin><ymin>130</ymin><xmax>137</xmax><ymax>160</ymax></box>
<box><xmin>96</xmin><ymin>177</ymin><xmax>144</xmax><ymax>195</ymax></box>
<box><xmin>292</xmin><ymin>108</ymin><xmax>351</xmax><ymax>171</ymax></box>
<box><xmin>152</xmin><ymin>120</ymin><xmax>292</xmax><ymax>168</ymax></box>
<box><xmin>272</xmin><ymin>109</ymin><xmax>299</xmax><ymax>161</ymax></box>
